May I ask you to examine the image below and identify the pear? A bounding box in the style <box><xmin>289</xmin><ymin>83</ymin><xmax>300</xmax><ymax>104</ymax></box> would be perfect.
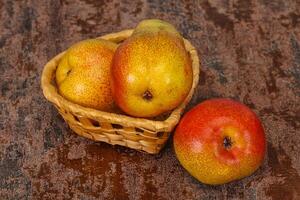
<box><xmin>111</xmin><ymin>19</ymin><xmax>193</xmax><ymax>117</ymax></box>
<box><xmin>132</xmin><ymin>19</ymin><xmax>181</xmax><ymax>38</ymax></box>
<box><xmin>56</xmin><ymin>39</ymin><xmax>117</xmax><ymax>111</ymax></box>
<box><xmin>174</xmin><ymin>99</ymin><xmax>266</xmax><ymax>185</ymax></box>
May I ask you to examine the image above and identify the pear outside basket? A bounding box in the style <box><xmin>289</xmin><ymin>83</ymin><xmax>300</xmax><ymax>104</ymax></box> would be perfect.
<box><xmin>41</xmin><ymin>29</ymin><xmax>200</xmax><ymax>154</ymax></box>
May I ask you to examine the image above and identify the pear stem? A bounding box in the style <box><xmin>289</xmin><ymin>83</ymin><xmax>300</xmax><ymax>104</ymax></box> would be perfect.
<box><xmin>66</xmin><ymin>69</ymin><xmax>72</xmax><ymax>76</ymax></box>
<box><xmin>223</xmin><ymin>136</ymin><xmax>232</xmax><ymax>149</ymax></box>
<box><xmin>142</xmin><ymin>90</ymin><xmax>153</xmax><ymax>101</ymax></box>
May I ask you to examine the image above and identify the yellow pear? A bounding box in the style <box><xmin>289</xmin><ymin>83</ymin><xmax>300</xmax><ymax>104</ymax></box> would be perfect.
<box><xmin>56</xmin><ymin>39</ymin><xmax>117</xmax><ymax>111</ymax></box>
<box><xmin>111</xmin><ymin>19</ymin><xmax>193</xmax><ymax>117</ymax></box>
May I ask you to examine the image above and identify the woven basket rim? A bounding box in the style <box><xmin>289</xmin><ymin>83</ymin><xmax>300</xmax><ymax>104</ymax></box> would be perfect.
<box><xmin>41</xmin><ymin>29</ymin><xmax>200</xmax><ymax>132</ymax></box>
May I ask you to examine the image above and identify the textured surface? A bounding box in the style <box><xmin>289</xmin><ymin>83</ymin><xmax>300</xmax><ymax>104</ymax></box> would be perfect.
<box><xmin>0</xmin><ymin>0</ymin><xmax>299</xmax><ymax>199</ymax></box>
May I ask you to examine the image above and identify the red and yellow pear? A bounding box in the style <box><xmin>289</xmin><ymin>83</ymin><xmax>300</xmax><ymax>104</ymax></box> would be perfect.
<box><xmin>111</xmin><ymin>19</ymin><xmax>193</xmax><ymax>117</ymax></box>
<box><xmin>174</xmin><ymin>98</ymin><xmax>266</xmax><ymax>185</ymax></box>
<box><xmin>56</xmin><ymin>39</ymin><xmax>117</xmax><ymax>111</ymax></box>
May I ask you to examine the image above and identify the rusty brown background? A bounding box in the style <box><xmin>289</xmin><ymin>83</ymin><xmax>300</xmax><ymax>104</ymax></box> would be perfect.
<box><xmin>0</xmin><ymin>0</ymin><xmax>300</xmax><ymax>199</ymax></box>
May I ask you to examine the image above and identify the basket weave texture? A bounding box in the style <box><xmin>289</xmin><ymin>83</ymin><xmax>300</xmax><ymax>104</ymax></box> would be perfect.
<box><xmin>41</xmin><ymin>29</ymin><xmax>200</xmax><ymax>154</ymax></box>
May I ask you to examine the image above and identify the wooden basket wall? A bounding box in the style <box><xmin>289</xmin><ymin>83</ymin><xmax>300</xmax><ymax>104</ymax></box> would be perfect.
<box><xmin>41</xmin><ymin>29</ymin><xmax>200</xmax><ymax>154</ymax></box>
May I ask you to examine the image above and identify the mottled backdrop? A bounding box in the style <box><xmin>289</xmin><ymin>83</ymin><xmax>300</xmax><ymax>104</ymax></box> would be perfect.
<box><xmin>0</xmin><ymin>0</ymin><xmax>300</xmax><ymax>199</ymax></box>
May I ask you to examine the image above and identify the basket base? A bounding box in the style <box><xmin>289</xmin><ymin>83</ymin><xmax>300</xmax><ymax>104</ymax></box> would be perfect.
<box><xmin>68</xmin><ymin>123</ymin><xmax>165</xmax><ymax>154</ymax></box>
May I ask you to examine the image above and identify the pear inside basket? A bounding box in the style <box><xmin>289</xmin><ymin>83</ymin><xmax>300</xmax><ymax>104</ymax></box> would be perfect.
<box><xmin>41</xmin><ymin>29</ymin><xmax>199</xmax><ymax>154</ymax></box>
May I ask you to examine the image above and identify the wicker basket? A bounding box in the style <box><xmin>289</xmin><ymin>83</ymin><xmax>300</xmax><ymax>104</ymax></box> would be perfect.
<box><xmin>41</xmin><ymin>29</ymin><xmax>200</xmax><ymax>154</ymax></box>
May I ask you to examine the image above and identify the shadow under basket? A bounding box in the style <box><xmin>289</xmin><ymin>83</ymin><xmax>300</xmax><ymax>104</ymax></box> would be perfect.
<box><xmin>41</xmin><ymin>29</ymin><xmax>200</xmax><ymax>154</ymax></box>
